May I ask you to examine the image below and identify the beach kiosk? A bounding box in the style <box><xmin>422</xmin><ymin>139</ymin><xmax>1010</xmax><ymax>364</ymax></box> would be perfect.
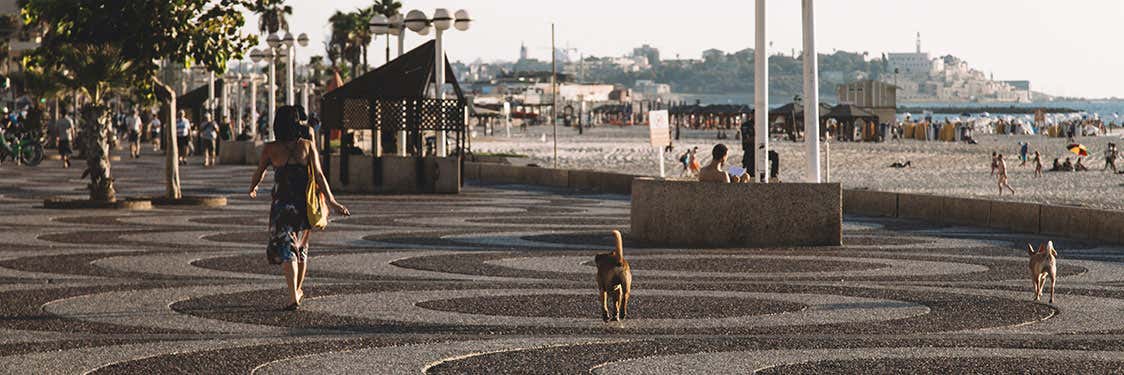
<box><xmin>320</xmin><ymin>40</ymin><xmax>467</xmax><ymax>194</ymax></box>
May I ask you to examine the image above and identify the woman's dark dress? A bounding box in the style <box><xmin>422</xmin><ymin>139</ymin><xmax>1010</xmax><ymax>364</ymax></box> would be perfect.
<box><xmin>266</xmin><ymin>146</ymin><xmax>311</xmax><ymax>264</ymax></box>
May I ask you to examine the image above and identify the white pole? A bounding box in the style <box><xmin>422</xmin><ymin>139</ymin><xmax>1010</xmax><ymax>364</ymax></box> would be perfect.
<box><xmin>236</xmin><ymin>78</ymin><xmax>244</xmax><ymax>133</ymax></box>
<box><xmin>207</xmin><ymin>71</ymin><xmax>215</xmax><ymax>118</ymax></box>
<box><xmin>551</xmin><ymin>23</ymin><xmax>558</xmax><ymax>168</ymax></box>
<box><xmin>824</xmin><ymin>140</ymin><xmax>831</xmax><ymax>182</ymax></box>
<box><xmin>398</xmin><ymin>32</ymin><xmax>407</xmax><ymax>155</ymax></box>
<box><xmin>658</xmin><ymin>146</ymin><xmax>666</xmax><ymax>178</ymax></box>
<box><xmin>301</xmin><ymin>81</ymin><xmax>309</xmax><ymax>111</ymax></box>
<box><xmin>435</xmin><ymin>28</ymin><xmax>447</xmax><ymax>158</ymax></box>
<box><xmin>286</xmin><ymin>46</ymin><xmax>295</xmax><ymax>106</ymax></box>
<box><xmin>268</xmin><ymin>55</ymin><xmax>276</xmax><ymax>141</ymax></box>
<box><xmin>754</xmin><ymin>0</ymin><xmax>769</xmax><ymax>183</ymax></box>
<box><xmin>249</xmin><ymin>76</ymin><xmax>258</xmax><ymax>139</ymax></box>
<box><xmin>802</xmin><ymin>0</ymin><xmax>821</xmax><ymax>183</ymax></box>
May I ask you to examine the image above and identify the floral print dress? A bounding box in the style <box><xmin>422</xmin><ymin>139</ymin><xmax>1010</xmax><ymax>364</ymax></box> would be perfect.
<box><xmin>267</xmin><ymin>163</ymin><xmax>311</xmax><ymax>264</ymax></box>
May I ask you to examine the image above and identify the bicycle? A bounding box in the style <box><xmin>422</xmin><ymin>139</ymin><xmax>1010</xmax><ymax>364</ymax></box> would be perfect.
<box><xmin>0</xmin><ymin>129</ymin><xmax>44</xmax><ymax>166</ymax></box>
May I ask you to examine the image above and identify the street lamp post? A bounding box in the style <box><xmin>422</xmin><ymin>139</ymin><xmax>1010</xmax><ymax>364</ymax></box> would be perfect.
<box><xmin>403</xmin><ymin>8</ymin><xmax>470</xmax><ymax>158</ymax></box>
<box><xmin>282</xmin><ymin>31</ymin><xmax>295</xmax><ymax>106</ymax></box>
<box><xmin>754</xmin><ymin>0</ymin><xmax>769</xmax><ymax>182</ymax></box>
<box><xmin>296</xmin><ymin>33</ymin><xmax>310</xmax><ymax>110</ymax></box>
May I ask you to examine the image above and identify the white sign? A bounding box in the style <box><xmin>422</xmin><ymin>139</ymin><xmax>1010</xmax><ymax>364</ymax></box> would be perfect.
<box><xmin>649</xmin><ymin>110</ymin><xmax>670</xmax><ymax>147</ymax></box>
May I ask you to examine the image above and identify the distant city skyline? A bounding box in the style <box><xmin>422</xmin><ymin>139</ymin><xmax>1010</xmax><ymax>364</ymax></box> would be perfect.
<box><xmin>245</xmin><ymin>0</ymin><xmax>1124</xmax><ymax>98</ymax></box>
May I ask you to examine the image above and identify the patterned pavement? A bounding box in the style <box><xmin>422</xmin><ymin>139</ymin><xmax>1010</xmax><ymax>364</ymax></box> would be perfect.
<box><xmin>2</xmin><ymin>149</ymin><xmax>1124</xmax><ymax>374</ymax></box>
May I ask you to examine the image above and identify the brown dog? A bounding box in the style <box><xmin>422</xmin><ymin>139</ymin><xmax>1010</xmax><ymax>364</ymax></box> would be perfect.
<box><xmin>595</xmin><ymin>230</ymin><xmax>632</xmax><ymax>322</ymax></box>
<box><xmin>1027</xmin><ymin>241</ymin><xmax>1058</xmax><ymax>304</ymax></box>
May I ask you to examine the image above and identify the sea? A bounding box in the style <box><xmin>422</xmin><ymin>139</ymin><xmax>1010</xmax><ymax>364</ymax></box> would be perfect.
<box><xmin>670</xmin><ymin>93</ymin><xmax>1124</xmax><ymax>122</ymax></box>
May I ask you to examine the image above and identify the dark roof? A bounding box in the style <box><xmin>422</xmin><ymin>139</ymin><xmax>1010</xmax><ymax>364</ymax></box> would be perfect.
<box><xmin>322</xmin><ymin>40</ymin><xmax>464</xmax><ymax>102</ymax></box>
<box><xmin>823</xmin><ymin>104</ymin><xmax>878</xmax><ymax>120</ymax></box>
<box><xmin>177</xmin><ymin>79</ymin><xmax>225</xmax><ymax>109</ymax></box>
<box><xmin>769</xmin><ymin>102</ymin><xmax>834</xmax><ymax>116</ymax></box>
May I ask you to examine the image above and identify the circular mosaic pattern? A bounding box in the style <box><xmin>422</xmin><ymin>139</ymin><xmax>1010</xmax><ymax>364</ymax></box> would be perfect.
<box><xmin>2</xmin><ymin>150</ymin><xmax>1124</xmax><ymax>373</ymax></box>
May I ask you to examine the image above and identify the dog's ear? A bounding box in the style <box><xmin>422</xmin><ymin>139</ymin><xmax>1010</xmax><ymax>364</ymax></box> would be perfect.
<box><xmin>1027</xmin><ymin>244</ymin><xmax>1035</xmax><ymax>256</ymax></box>
<box><xmin>1037</xmin><ymin>243</ymin><xmax>1045</xmax><ymax>255</ymax></box>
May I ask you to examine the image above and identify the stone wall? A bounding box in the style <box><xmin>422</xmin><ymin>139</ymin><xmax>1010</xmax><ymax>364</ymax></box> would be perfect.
<box><xmin>329</xmin><ymin>155</ymin><xmax>460</xmax><ymax>194</ymax></box>
<box><xmin>464</xmin><ymin>162</ymin><xmax>1124</xmax><ymax>245</ymax></box>
<box><xmin>630</xmin><ymin>178</ymin><xmax>842</xmax><ymax>248</ymax></box>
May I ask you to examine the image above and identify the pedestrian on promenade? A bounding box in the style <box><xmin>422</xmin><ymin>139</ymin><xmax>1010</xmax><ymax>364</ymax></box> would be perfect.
<box><xmin>150</xmin><ymin>112</ymin><xmax>162</xmax><ymax>152</ymax></box>
<box><xmin>249</xmin><ymin>105</ymin><xmax>350</xmax><ymax>311</ymax></box>
<box><xmin>126</xmin><ymin>109</ymin><xmax>142</xmax><ymax>158</ymax></box>
<box><xmin>175</xmin><ymin>110</ymin><xmax>191</xmax><ymax>164</ymax></box>
<box><xmin>57</xmin><ymin>111</ymin><xmax>74</xmax><ymax>168</ymax></box>
<box><xmin>997</xmin><ymin>154</ymin><xmax>1015</xmax><ymax>195</ymax></box>
<box><xmin>199</xmin><ymin>113</ymin><xmax>217</xmax><ymax>167</ymax></box>
<box><xmin>688</xmin><ymin>147</ymin><xmax>701</xmax><ymax>176</ymax></box>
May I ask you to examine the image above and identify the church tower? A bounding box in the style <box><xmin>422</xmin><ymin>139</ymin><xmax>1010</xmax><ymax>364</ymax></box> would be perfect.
<box><xmin>916</xmin><ymin>32</ymin><xmax>922</xmax><ymax>53</ymax></box>
<box><xmin>519</xmin><ymin>42</ymin><xmax>528</xmax><ymax>61</ymax></box>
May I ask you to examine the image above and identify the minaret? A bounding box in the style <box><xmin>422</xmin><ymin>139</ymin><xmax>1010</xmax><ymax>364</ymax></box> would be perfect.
<box><xmin>916</xmin><ymin>32</ymin><xmax>921</xmax><ymax>53</ymax></box>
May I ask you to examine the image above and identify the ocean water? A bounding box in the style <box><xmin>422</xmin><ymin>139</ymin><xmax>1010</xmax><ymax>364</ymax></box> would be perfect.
<box><xmin>670</xmin><ymin>93</ymin><xmax>1124</xmax><ymax>122</ymax></box>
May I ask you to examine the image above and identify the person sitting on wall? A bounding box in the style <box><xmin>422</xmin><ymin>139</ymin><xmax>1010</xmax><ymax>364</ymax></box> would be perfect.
<box><xmin>236</xmin><ymin>126</ymin><xmax>254</xmax><ymax>141</ymax></box>
<box><xmin>699</xmin><ymin>144</ymin><xmax>750</xmax><ymax>183</ymax></box>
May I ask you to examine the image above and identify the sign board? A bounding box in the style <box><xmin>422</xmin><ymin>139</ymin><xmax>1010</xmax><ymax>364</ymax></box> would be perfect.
<box><xmin>649</xmin><ymin>110</ymin><xmax>670</xmax><ymax>147</ymax></box>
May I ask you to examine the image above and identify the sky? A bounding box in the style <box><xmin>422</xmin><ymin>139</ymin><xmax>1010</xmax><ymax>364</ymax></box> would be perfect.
<box><xmin>243</xmin><ymin>0</ymin><xmax>1124</xmax><ymax>98</ymax></box>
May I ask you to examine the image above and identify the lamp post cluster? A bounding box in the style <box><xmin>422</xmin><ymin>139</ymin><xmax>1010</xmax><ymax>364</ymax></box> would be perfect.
<box><xmin>369</xmin><ymin>8</ymin><xmax>471</xmax><ymax>158</ymax></box>
<box><xmin>249</xmin><ymin>30</ymin><xmax>309</xmax><ymax>141</ymax></box>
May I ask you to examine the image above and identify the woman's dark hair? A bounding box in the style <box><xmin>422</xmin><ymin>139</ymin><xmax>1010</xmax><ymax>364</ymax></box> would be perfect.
<box><xmin>273</xmin><ymin>105</ymin><xmax>304</xmax><ymax>142</ymax></box>
<box><xmin>711</xmin><ymin>143</ymin><xmax>728</xmax><ymax>160</ymax></box>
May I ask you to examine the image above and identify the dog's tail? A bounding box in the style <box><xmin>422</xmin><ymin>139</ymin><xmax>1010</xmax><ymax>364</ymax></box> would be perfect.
<box><xmin>611</xmin><ymin>230</ymin><xmax>624</xmax><ymax>262</ymax></box>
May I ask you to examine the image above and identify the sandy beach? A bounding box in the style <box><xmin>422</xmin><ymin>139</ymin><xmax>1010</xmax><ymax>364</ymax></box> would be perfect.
<box><xmin>471</xmin><ymin>125</ymin><xmax>1124</xmax><ymax>210</ymax></box>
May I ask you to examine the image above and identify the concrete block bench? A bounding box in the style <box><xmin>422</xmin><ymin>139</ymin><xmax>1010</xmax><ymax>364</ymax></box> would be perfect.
<box><xmin>630</xmin><ymin>178</ymin><xmax>842</xmax><ymax>248</ymax></box>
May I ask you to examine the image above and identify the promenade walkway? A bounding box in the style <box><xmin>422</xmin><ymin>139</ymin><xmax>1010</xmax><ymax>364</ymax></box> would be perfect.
<box><xmin>1</xmin><ymin>150</ymin><xmax>1123</xmax><ymax>373</ymax></box>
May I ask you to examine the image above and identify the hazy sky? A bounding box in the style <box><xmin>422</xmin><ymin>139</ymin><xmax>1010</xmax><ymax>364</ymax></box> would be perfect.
<box><xmin>244</xmin><ymin>0</ymin><xmax>1124</xmax><ymax>98</ymax></box>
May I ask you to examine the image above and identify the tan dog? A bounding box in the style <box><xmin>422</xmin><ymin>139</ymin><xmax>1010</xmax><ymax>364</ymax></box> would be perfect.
<box><xmin>1027</xmin><ymin>241</ymin><xmax>1058</xmax><ymax>303</ymax></box>
<box><xmin>595</xmin><ymin>230</ymin><xmax>632</xmax><ymax>322</ymax></box>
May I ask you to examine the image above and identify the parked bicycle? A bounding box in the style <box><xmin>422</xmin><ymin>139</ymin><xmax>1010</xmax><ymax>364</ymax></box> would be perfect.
<box><xmin>0</xmin><ymin>127</ymin><xmax>44</xmax><ymax>166</ymax></box>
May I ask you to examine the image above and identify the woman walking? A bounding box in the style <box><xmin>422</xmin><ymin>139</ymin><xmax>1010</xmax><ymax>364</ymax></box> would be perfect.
<box><xmin>249</xmin><ymin>106</ymin><xmax>349</xmax><ymax>311</ymax></box>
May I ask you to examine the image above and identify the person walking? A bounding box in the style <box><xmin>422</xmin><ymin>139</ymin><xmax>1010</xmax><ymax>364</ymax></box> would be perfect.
<box><xmin>126</xmin><ymin>109</ymin><xmax>142</xmax><ymax>158</ymax></box>
<box><xmin>1019</xmin><ymin>142</ymin><xmax>1029</xmax><ymax>167</ymax></box>
<box><xmin>249</xmin><ymin>106</ymin><xmax>350</xmax><ymax>311</ymax></box>
<box><xmin>1033</xmin><ymin>151</ymin><xmax>1044</xmax><ymax>177</ymax></box>
<box><xmin>997</xmin><ymin>154</ymin><xmax>1015</xmax><ymax>195</ymax></box>
<box><xmin>199</xmin><ymin>113</ymin><xmax>218</xmax><ymax>167</ymax></box>
<box><xmin>150</xmin><ymin>112</ymin><xmax>162</xmax><ymax>152</ymax></box>
<box><xmin>57</xmin><ymin>111</ymin><xmax>75</xmax><ymax>168</ymax></box>
<box><xmin>1104</xmin><ymin>143</ymin><xmax>1118</xmax><ymax>173</ymax></box>
<box><xmin>175</xmin><ymin>110</ymin><xmax>191</xmax><ymax>164</ymax></box>
<box><xmin>990</xmin><ymin>151</ymin><xmax>999</xmax><ymax>176</ymax></box>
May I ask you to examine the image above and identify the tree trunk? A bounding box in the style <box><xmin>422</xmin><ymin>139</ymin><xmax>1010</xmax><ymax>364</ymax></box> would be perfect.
<box><xmin>154</xmin><ymin>76</ymin><xmax>182</xmax><ymax>200</ymax></box>
<box><xmin>81</xmin><ymin>105</ymin><xmax>115</xmax><ymax>202</ymax></box>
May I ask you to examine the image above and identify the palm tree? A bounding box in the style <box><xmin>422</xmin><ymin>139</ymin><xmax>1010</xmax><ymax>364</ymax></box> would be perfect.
<box><xmin>253</xmin><ymin>2</ymin><xmax>292</xmax><ymax>35</ymax></box>
<box><xmin>54</xmin><ymin>44</ymin><xmax>134</xmax><ymax>202</ymax></box>
<box><xmin>354</xmin><ymin>7</ymin><xmax>376</xmax><ymax>73</ymax></box>
<box><xmin>328</xmin><ymin>10</ymin><xmax>363</xmax><ymax>81</ymax></box>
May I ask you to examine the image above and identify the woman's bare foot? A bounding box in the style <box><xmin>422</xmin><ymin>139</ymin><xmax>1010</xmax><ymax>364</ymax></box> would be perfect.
<box><xmin>295</xmin><ymin>288</ymin><xmax>304</xmax><ymax>304</ymax></box>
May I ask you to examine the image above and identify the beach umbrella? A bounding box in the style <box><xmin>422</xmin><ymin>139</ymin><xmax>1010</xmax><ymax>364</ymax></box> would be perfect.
<box><xmin>1067</xmin><ymin>143</ymin><xmax>1089</xmax><ymax>157</ymax></box>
